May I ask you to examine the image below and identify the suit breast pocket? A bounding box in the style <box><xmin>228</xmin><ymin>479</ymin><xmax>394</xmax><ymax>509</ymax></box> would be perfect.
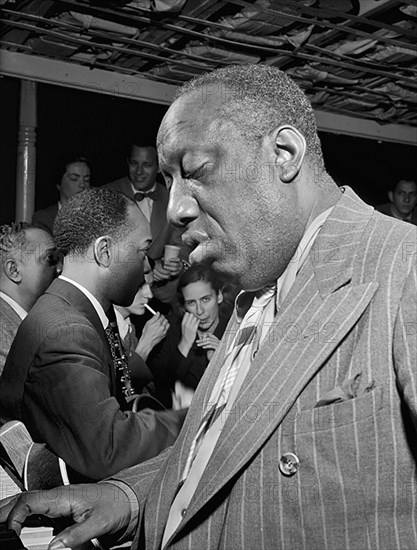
<box><xmin>292</xmin><ymin>386</ymin><xmax>383</xmax><ymax>435</ymax></box>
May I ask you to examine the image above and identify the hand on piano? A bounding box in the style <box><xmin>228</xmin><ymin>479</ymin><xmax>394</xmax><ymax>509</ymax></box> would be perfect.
<box><xmin>0</xmin><ymin>482</ymin><xmax>133</xmax><ymax>549</ymax></box>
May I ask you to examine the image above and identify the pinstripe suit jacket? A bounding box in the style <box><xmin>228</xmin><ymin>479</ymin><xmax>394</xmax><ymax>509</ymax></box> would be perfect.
<box><xmin>112</xmin><ymin>187</ymin><xmax>417</xmax><ymax>549</ymax></box>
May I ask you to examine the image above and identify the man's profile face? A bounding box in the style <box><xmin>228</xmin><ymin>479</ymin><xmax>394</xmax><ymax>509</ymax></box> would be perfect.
<box><xmin>127</xmin><ymin>146</ymin><xmax>159</xmax><ymax>192</ymax></box>
<box><xmin>110</xmin><ymin>204</ymin><xmax>152</xmax><ymax>307</ymax></box>
<box><xmin>57</xmin><ymin>162</ymin><xmax>91</xmax><ymax>202</ymax></box>
<box><xmin>19</xmin><ymin>228</ymin><xmax>58</xmax><ymax>305</ymax></box>
<box><xmin>389</xmin><ymin>180</ymin><xmax>417</xmax><ymax>217</ymax></box>
<box><xmin>157</xmin><ymin>91</ymin><xmax>302</xmax><ymax>290</ymax></box>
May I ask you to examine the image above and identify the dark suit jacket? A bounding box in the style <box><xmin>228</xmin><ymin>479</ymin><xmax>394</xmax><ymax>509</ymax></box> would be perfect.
<box><xmin>104</xmin><ymin>177</ymin><xmax>189</xmax><ymax>302</ymax></box>
<box><xmin>375</xmin><ymin>202</ymin><xmax>417</xmax><ymax>225</ymax></box>
<box><xmin>111</xmin><ymin>188</ymin><xmax>417</xmax><ymax>549</ymax></box>
<box><xmin>32</xmin><ymin>203</ymin><xmax>59</xmax><ymax>235</ymax></box>
<box><xmin>0</xmin><ymin>279</ymin><xmax>186</xmax><ymax>481</ymax></box>
<box><xmin>0</xmin><ymin>296</ymin><xmax>22</xmax><ymax>377</ymax></box>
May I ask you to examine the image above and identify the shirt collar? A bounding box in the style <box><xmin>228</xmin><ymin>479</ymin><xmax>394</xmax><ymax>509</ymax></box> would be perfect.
<box><xmin>130</xmin><ymin>182</ymin><xmax>156</xmax><ymax>196</ymax></box>
<box><xmin>59</xmin><ymin>275</ymin><xmax>108</xmax><ymax>329</ymax></box>
<box><xmin>0</xmin><ymin>291</ymin><xmax>27</xmax><ymax>320</ymax></box>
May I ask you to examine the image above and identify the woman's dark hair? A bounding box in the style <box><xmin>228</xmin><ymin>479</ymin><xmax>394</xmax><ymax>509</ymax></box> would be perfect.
<box><xmin>177</xmin><ymin>263</ymin><xmax>239</xmax><ymax>311</ymax></box>
<box><xmin>56</xmin><ymin>155</ymin><xmax>90</xmax><ymax>182</ymax></box>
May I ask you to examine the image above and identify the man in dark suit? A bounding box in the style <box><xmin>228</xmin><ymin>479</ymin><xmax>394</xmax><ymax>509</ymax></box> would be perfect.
<box><xmin>2</xmin><ymin>66</ymin><xmax>417</xmax><ymax>549</ymax></box>
<box><xmin>0</xmin><ymin>222</ymin><xmax>58</xmax><ymax>375</ymax></box>
<box><xmin>0</xmin><ymin>188</ymin><xmax>185</xmax><ymax>482</ymax></box>
<box><xmin>376</xmin><ymin>177</ymin><xmax>417</xmax><ymax>225</ymax></box>
<box><xmin>105</xmin><ymin>144</ymin><xmax>188</xmax><ymax>306</ymax></box>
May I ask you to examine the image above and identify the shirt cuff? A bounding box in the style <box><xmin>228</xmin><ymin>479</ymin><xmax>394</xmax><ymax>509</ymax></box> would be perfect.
<box><xmin>102</xmin><ymin>480</ymin><xmax>140</xmax><ymax>541</ymax></box>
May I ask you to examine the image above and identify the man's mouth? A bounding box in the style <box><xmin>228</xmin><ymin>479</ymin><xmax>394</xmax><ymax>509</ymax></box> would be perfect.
<box><xmin>182</xmin><ymin>231</ymin><xmax>215</xmax><ymax>264</ymax></box>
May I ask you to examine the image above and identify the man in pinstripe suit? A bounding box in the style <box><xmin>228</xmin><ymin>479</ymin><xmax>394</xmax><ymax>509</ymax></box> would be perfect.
<box><xmin>1</xmin><ymin>65</ymin><xmax>416</xmax><ymax>550</ymax></box>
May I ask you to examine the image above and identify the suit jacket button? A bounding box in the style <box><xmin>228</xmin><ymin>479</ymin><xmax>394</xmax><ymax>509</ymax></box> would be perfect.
<box><xmin>181</xmin><ymin>508</ymin><xmax>187</xmax><ymax>518</ymax></box>
<box><xmin>279</xmin><ymin>452</ymin><xmax>299</xmax><ymax>476</ymax></box>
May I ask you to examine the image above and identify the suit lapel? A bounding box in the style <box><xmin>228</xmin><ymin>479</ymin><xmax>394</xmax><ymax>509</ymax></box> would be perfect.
<box><xmin>154</xmin><ymin>187</ymin><xmax>379</xmax><ymax>543</ymax></box>
<box><xmin>47</xmin><ymin>279</ymin><xmax>115</xmax><ymax>388</ymax></box>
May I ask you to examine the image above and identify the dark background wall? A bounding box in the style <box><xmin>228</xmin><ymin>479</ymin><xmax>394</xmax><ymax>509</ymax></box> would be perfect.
<box><xmin>1</xmin><ymin>76</ymin><xmax>415</xmax><ymax>224</ymax></box>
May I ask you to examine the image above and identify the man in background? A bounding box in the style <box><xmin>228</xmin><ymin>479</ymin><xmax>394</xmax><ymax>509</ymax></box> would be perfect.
<box><xmin>0</xmin><ymin>222</ymin><xmax>57</xmax><ymax>375</ymax></box>
<box><xmin>105</xmin><ymin>143</ymin><xmax>188</xmax><ymax>306</ymax></box>
<box><xmin>376</xmin><ymin>177</ymin><xmax>417</xmax><ymax>224</ymax></box>
<box><xmin>0</xmin><ymin>189</ymin><xmax>185</xmax><ymax>482</ymax></box>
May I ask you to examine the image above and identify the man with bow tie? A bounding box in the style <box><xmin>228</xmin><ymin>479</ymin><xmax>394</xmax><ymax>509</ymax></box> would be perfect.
<box><xmin>105</xmin><ymin>143</ymin><xmax>188</xmax><ymax>306</ymax></box>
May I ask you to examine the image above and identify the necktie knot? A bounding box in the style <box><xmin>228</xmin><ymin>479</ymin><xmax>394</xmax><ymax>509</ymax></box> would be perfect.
<box><xmin>134</xmin><ymin>190</ymin><xmax>157</xmax><ymax>202</ymax></box>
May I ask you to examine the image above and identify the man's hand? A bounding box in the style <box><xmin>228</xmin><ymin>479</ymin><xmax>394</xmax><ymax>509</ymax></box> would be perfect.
<box><xmin>136</xmin><ymin>312</ymin><xmax>170</xmax><ymax>361</ymax></box>
<box><xmin>178</xmin><ymin>312</ymin><xmax>200</xmax><ymax>358</ymax></box>
<box><xmin>152</xmin><ymin>258</ymin><xmax>182</xmax><ymax>282</ymax></box>
<box><xmin>0</xmin><ymin>483</ymin><xmax>132</xmax><ymax>549</ymax></box>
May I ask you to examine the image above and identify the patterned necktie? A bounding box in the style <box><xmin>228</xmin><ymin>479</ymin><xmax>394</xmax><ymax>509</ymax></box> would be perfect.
<box><xmin>181</xmin><ymin>286</ymin><xmax>276</xmax><ymax>481</ymax></box>
<box><xmin>134</xmin><ymin>190</ymin><xmax>157</xmax><ymax>202</ymax></box>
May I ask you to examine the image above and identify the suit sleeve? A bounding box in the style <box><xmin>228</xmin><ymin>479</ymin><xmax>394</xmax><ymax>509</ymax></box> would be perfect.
<box><xmin>393</xmin><ymin>262</ymin><xmax>417</xmax><ymax>425</ymax></box>
<box><xmin>105</xmin><ymin>446</ymin><xmax>173</xmax><ymax>541</ymax></box>
<box><xmin>23</xmin><ymin>323</ymin><xmax>186</xmax><ymax>480</ymax></box>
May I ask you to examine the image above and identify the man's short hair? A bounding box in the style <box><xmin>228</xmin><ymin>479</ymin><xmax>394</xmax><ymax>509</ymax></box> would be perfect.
<box><xmin>53</xmin><ymin>188</ymin><xmax>135</xmax><ymax>256</ymax></box>
<box><xmin>0</xmin><ymin>222</ymin><xmax>31</xmax><ymax>262</ymax></box>
<box><xmin>392</xmin><ymin>177</ymin><xmax>417</xmax><ymax>192</ymax></box>
<box><xmin>176</xmin><ymin>64</ymin><xmax>323</xmax><ymax>166</ymax></box>
<box><xmin>126</xmin><ymin>143</ymin><xmax>157</xmax><ymax>160</ymax></box>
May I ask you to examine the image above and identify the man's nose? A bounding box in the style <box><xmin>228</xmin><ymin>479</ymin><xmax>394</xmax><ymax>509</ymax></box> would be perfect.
<box><xmin>404</xmin><ymin>194</ymin><xmax>410</xmax><ymax>202</ymax></box>
<box><xmin>196</xmin><ymin>302</ymin><xmax>204</xmax><ymax>315</ymax></box>
<box><xmin>167</xmin><ymin>182</ymin><xmax>199</xmax><ymax>228</ymax></box>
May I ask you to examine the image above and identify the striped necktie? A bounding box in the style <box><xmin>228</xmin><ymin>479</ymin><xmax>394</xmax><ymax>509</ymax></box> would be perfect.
<box><xmin>181</xmin><ymin>285</ymin><xmax>276</xmax><ymax>481</ymax></box>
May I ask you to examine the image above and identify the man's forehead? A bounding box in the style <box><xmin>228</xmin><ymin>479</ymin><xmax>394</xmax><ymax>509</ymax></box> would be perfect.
<box><xmin>158</xmin><ymin>101</ymin><xmax>233</xmax><ymax>160</ymax></box>
<box><xmin>397</xmin><ymin>180</ymin><xmax>417</xmax><ymax>191</ymax></box>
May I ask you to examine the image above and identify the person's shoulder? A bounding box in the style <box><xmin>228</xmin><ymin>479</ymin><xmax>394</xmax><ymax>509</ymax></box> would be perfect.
<box><xmin>104</xmin><ymin>177</ymin><xmax>128</xmax><ymax>190</ymax></box>
<box><xmin>374</xmin><ymin>202</ymin><xmax>392</xmax><ymax>216</ymax></box>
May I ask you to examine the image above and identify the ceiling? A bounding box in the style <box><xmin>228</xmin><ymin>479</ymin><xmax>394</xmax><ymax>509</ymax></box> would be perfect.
<box><xmin>1</xmin><ymin>0</ymin><xmax>416</xmax><ymax>132</ymax></box>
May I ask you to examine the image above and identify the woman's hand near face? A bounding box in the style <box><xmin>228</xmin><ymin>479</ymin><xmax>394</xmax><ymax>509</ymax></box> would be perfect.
<box><xmin>178</xmin><ymin>312</ymin><xmax>200</xmax><ymax>357</ymax></box>
<box><xmin>196</xmin><ymin>333</ymin><xmax>221</xmax><ymax>361</ymax></box>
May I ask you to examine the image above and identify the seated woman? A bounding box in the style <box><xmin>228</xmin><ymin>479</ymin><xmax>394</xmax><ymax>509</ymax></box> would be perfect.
<box><xmin>148</xmin><ymin>263</ymin><xmax>236</xmax><ymax>407</ymax></box>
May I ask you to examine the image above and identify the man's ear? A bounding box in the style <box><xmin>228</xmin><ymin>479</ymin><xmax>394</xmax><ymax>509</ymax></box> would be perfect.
<box><xmin>93</xmin><ymin>236</ymin><xmax>112</xmax><ymax>268</ymax></box>
<box><xmin>388</xmin><ymin>191</ymin><xmax>394</xmax><ymax>203</ymax></box>
<box><xmin>268</xmin><ymin>125</ymin><xmax>306</xmax><ymax>183</ymax></box>
<box><xmin>4</xmin><ymin>259</ymin><xmax>22</xmax><ymax>283</ymax></box>
<box><xmin>217</xmin><ymin>289</ymin><xmax>224</xmax><ymax>305</ymax></box>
